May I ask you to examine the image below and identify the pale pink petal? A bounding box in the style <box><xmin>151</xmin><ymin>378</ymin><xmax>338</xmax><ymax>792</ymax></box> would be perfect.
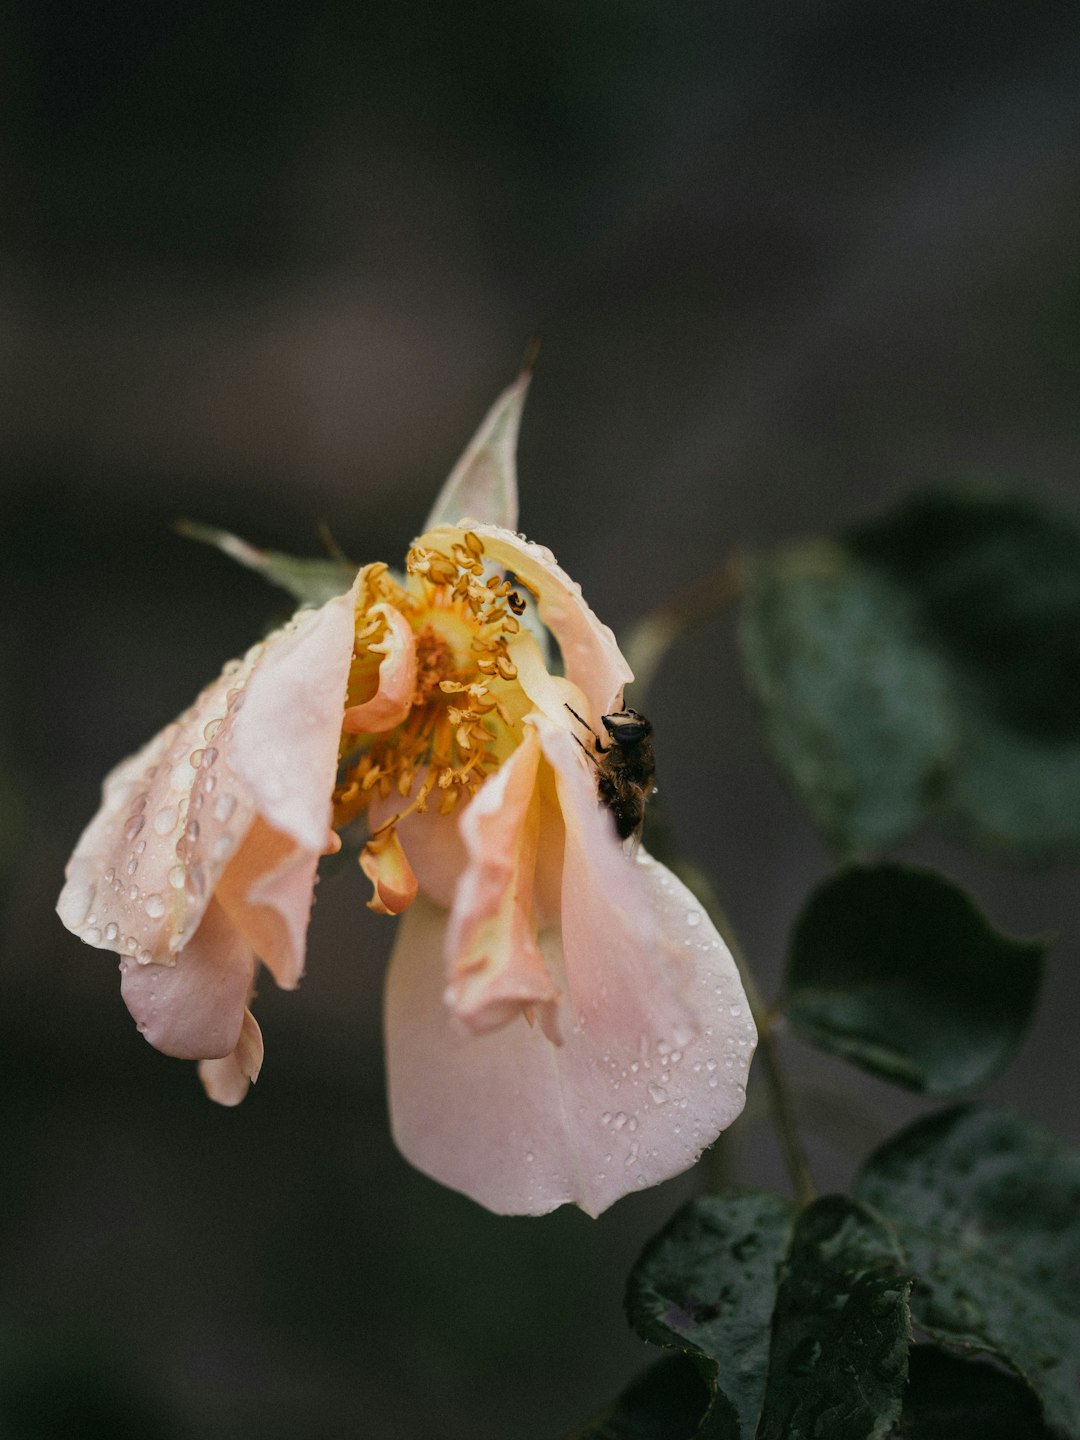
<box><xmin>213</xmin><ymin>818</ymin><xmax>320</xmax><ymax>989</ymax></box>
<box><xmin>385</xmin><ymin>858</ymin><xmax>753</xmax><ymax>1215</ymax></box>
<box><xmin>444</xmin><ymin>728</ymin><xmax>560</xmax><ymax>1040</ymax></box>
<box><xmin>198</xmin><ymin>1007</ymin><xmax>264</xmax><ymax>1106</ymax></box>
<box><xmin>227</xmin><ymin>583</ymin><xmax>359</xmax><ymax>854</ymax></box>
<box><xmin>57</xmin><ymin>578</ymin><xmax>359</xmax><ymax>967</ymax></box>
<box><xmin>57</xmin><ymin>654</ymin><xmax>261</xmax><ymax>965</ymax></box>
<box><xmin>360</xmin><ymin>828</ymin><xmax>419</xmax><ymax>915</ymax></box>
<box><xmin>120</xmin><ymin>898</ymin><xmax>256</xmax><ymax>1060</ymax></box>
<box><xmin>342</xmin><ymin>603</ymin><xmax>417</xmax><ymax>734</ymax></box>
<box><xmin>537</xmin><ymin>719</ymin><xmax>699</xmax><ymax>1040</ymax></box>
<box><xmin>414</xmin><ymin>524</ymin><xmax>633</xmax><ymax>718</ymax></box>
<box><xmin>422</xmin><ymin>369</ymin><xmax>530</xmax><ymax>532</ymax></box>
<box><xmin>366</xmin><ymin>792</ymin><xmax>469</xmax><ymax>909</ymax></box>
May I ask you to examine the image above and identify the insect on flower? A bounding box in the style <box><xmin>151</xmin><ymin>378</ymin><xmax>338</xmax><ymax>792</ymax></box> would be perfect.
<box><xmin>56</xmin><ymin>368</ymin><xmax>756</xmax><ymax>1217</ymax></box>
<box><xmin>566</xmin><ymin>705</ymin><xmax>656</xmax><ymax>842</ymax></box>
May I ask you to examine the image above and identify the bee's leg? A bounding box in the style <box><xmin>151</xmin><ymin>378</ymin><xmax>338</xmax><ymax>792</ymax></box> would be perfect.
<box><xmin>565</xmin><ymin>704</ymin><xmax>609</xmax><ymax>753</ymax></box>
<box><xmin>571</xmin><ymin>732</ymin><xmax>602</xmax><ymax>770</ymax></box>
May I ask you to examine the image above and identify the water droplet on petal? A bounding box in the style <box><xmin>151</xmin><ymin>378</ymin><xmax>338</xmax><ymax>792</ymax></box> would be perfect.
<box><xmin>168</xmin><ymin>864</ymin><xmax>186</xmax><ymax>890</ymax></box>
<box><xmin>83</xmin><ymin>926</ymin><xmax>102</xmax><ymax>945</ymax></box>
<box><xmin>154</xmin><ymin>806</ymin><xmax>178</xmax><ymax>836</ymax></box>
<box><xmin>104</xmin><ymin>923</ymin><xmax>119</xmax><ymax>942</ymax></box>
<box><xmin>686</xmin><ymin>910</ymin><xmax>700</xmax><ymax>927</ymax></box>
<box><xmin>144</xmin><ymin>894</ymin><xmax>166</xmax><ymax>919</ymax></box>
<box><xmin>213</xmin><ymin>794</ymin><xmax>236</xmax><ymax>823</ymax></box>
<box><xmin>648</xmin><ymin>1085</ymin><xmax>668</xmax><ymax>1105</ymax></box>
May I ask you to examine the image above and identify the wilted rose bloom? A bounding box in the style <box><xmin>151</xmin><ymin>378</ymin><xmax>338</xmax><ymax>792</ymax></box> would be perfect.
<box><xmin>58</xmin><ymin>375</ymin><xmax>756</xmax><ymax>1216</ymax></box>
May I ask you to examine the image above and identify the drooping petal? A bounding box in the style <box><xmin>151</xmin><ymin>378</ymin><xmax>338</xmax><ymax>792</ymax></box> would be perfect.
<box><xmin>422</xmin><ymin>368</ymin><xmax>531</xmax><ymax>532</ymax></box>
<box><xmin>385</xmin><ymin>853</ymin><xmax>754</xmax><ymax>1215</ymax></box>
<box><xmin>360</xmin><ymin>827</ymin><xmax>419</xmax><ymax>915</ymax></box>
<box><xmin>57</xmin><ymin>578</ymin><xmax>360</xmax><ymax>968</ymax></box>
<box><xmin>226</xmin><ymin>583</ymin><xmax>360</xmax><ymax>855</ymax></box>
<box><xmin>213</xmin><ymin>818</ymin><xmax>320</xmax><ymax>989</ymax></box>
<box><xmin>367</xmin><ymin>792</ymin><xmax>469</xmax><ymax>910</ymax></box>
<box><xmin>537</xmin><ymin>719</ymin><xmax>701</xmax><ymax>1040</ymax></box>
<box><xmin>342</xmin><ymin>602</ymin><xmax>417</xmax><ymax>734</ymax></box>
<box><xmin>444</xmin><ymin>727</ymin><xmax>560</xmax><ymax>1040</ymax></box>
<box><xmin>198</xmin><ymin>1007</ymin><xmax>264</xmax><ymax>1106</ymax></box>
<box><xmin>414</xmin><ymin>524</ymin><xmax>633</xmax><ymax>719</ymax></box>
<box><xmin>120</xmin><ymin>898</ymin><xmax>256</xmax><ymax>1061</ymax></box>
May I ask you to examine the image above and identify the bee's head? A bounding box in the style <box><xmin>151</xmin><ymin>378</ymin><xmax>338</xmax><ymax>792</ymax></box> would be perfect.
<box><xmin>601</xmin><ymin>708</ymin><xmax>652</xmax><ymax>744</ymax></box>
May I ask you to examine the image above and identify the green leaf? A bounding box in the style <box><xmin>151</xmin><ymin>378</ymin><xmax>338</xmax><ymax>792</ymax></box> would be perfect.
<box><xmin>563</xmin><ymin>1355</ymin><xmax>710</xmax><ymax>1440</ymax></box>
<box><xmin>739</xmin><ymin>488</ymin><xmax>1080</xmax><ymax>860</ymax></box>
<box><xmin>626</xmin><ymin>1191</ymin><xmax>795</xmax><ymax>1440</ymax></box>
<box><xmin>899</xmin><ymin>1346</ymin><xmax>1058</xmax><ymax>1440</ymax></box>
<box><xmin>855</xmin><ymin>1107</ymin><xmax>1080</xmax><ymax>1438</ymax></box>
<box><xmin>738</xmin><ymin>541</ymin><xmax>955</xmax><ymax>858</ymax></box>
<box><xmin>624</xmin><ymin>1192</ymin><xmax>913</xmax><ymax>1440</ymax></box>
<box><xmin>755</xmin><ymin>1197</ymin><xmax>912</xmax><ymax>1440</ymax></box>
<box><xmin>177</xmin><ymin>520</ymin><xmax>358</xmax><ymax>607</ymax></box>
<box><xmin>850</xmin><ymin>488</ymin><xmax>1080</xmax><ymax>859</ymax></box>
<box><xmin>783</xmin><ymin>864</ymin><xmax>1045</xmax><ymax>1095</ymax></box>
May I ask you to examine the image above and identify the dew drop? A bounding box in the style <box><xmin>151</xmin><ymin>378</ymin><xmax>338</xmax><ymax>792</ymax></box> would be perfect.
<box><xmin>613</xmin><ymin>1112</ymin><xmax>628</xmax><ymax>1131</ymax></box>
<box><xmin>168</xmin><ymin>864</ymin><xmax>186</xmax><ymax>890</ymax></box>
<box><xmin>104</xmin><ymin>923</ymin><xmax>119</xmax><ymax>942</ymax></box>
<box><xmin>154</xmin><ymin>806</ymin><xmax>178</xmax><ymax>836</ymax></box>
<box><xmin>144</xmin><ymin>894</ymin><xmax>166</xmax><ymax>919</ymax></box>
<box><xmin>624</xmin><ymin>1141</ymin><xmax>640</xmax><ymax>1167</ymax></box>
<box><xmin>125</xmin><ymin>937</ymin><xmax>137</xmax><ymax>952</ymax></box>
<box><xmin>123</xmin><ymin>815</ymin><xmax>145</xmax><ymax>842</ymax></box>
<box><xmin>211</xmin><ymin>834</ymin><xmax>234</xmax><ymax>862</ymax></box>
<box><xmin>686</xmin><ymin>910</ymin><xmax>701</xmax><ymax>927</ymax></box>
<box><xmin>600</xmin><ymin>1112</ymin><xmax>612</xmax><ymax>1127</ymax></box>
<box><xmin>125</xmin><ymin>858</ymin><xmax>138</xmax><ymax>877</ymax></box>
<box><xmin>136</xmin><ymin>948</ymin><xmax>153</xmax><ymax>965</ymax></box>
<box><xmin>127</xmin><ymin>885</ymin><xmax>138</xmax><ymax>901</ymax></box>
<box><xmin>83</xmin><ymin>926</ymin><xmax>102</xmax><ymax>945</ymax></box>
<box><xmin>202</xmin><ymin>746</ymin><xmax>219</xmax><ymax>768</ymax></box>
<box><xmin>189</xmin><ymin>748</ymin><xmax>205</xmax><ymax>768</ymax></box>
<box><xmin>648</xmin><ymin>1084</ymin><xmax>668</xmax><ymax>1106</ymax></box>
<box><xmin>184</xmin><ymin>820</ymin><xmax>200</xmax><ymax>844</ymax></box>
<box><xmin>673</xmin><ymin>1025</ymin><xmax>694</xmax><ymax>1048</ymax></box>
<box><xmin>705</xmin><ymin>1058</ymin><xmax>718</xmax><ymax>1072</ymax></box>
<box><xmin>203</xmin><ymin>718</ymin><xmax>222</xmax><ymax>741</ymax></box>
<box><xmin>213</xmin><ymin>794</ymin><xmax>236</xmax><ymax>823</ymax></box>
<box><xmin>729</xmin><ymin>1004</ymin><xmax>743</xmax><ymax>1018</ymax></box>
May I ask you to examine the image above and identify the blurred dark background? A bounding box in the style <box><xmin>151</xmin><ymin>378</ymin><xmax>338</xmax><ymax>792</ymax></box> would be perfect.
<box><xmin>3</xmin><ymin>2</ymin><xmax>1080</xmax><ymax>1436</ymax></box>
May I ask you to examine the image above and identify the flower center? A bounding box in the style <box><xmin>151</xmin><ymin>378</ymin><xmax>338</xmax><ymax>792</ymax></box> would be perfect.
<box><xmin>332</xmin><ymin>533</ymin><xmax>529</xmax><ymax>833</ymax></box>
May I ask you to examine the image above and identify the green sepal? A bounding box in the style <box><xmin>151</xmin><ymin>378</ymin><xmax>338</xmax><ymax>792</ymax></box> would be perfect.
<box><xmin>782</xmin><ymin>864</ymin><xmax>1045</xmax><ymax>1095</ymax></box>
<box><xmin>855</xmin><ymin>1106</ymin><xmax>1080</xmax><ymax>1438</ymax></box>
<box><xmin>177</xmin><ymin>520</ymin><xmax>358</xmax><ymax>607</ymax></box>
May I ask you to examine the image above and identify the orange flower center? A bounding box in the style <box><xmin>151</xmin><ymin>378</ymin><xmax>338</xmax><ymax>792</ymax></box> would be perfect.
<box><xmin>332</xmin><ymin>533</ymin><xmax>531</xmax><ymax>834</ymax></box>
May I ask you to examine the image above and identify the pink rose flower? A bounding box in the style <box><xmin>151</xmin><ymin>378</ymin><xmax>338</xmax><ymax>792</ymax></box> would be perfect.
<box><xmin>57</xmin><ymin>376</ymin><xmax>755</xmax><ymax>1215</ymax></box>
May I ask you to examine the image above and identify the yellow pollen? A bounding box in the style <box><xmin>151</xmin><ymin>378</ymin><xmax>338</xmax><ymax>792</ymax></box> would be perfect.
<box><xmin>332</xmin><ymin>534</ymin><xmax>522</xmax><ymax>840</ymax></box>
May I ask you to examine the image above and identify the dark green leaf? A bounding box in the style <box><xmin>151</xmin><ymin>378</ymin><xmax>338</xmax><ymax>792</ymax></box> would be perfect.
<box><xmin>738</xmin><ymin>541</ymin><xmax>955</xmax><ymax>858</ymax></box>
<box><xmin>625</xmin><ymin>1192</ymin><xmax>912</xmax><ymax>1440</ymax></box>
<box><xmin>854</xmin><ymin>488</ymin><xmax>1080</xmax><ymax>859</ymax></box>
<box><xmin>626</xmin><ymin>1191</ymin><xmax>794</xmax><ymax>1440</ymax></box>
<box><xmin>900</xmin><ymin>1346</ymin><xmax>1057</xmax><ymax>1440</ymax></box>
<box><xmin>855</xmin><ymin>1107</ymin><xmax>1080</xmax><ymax>1438</ymax></box>
<box><xmin>740</xmin><ymin>488</ymin><xmax>1080</xmax><ymax>860</ymax></box>
<box><xmin>177</xmin><ymin>520</ymin><xmax>357</xmax><ymax>606</ymax></box>
<box><xmin>783</xmin><ymin>864</ymin><xmax>1045</xmax><ymax>1094</ymax></box>
<box><xmin>564</xmin><ymin>1355</ymin><xmax>710</xmax><ymax>1440</ymax></box>
<box><xmin>756</xmin><ymin>1197</ymin><xmax>912</xmax><ymax>1440</ymax></box>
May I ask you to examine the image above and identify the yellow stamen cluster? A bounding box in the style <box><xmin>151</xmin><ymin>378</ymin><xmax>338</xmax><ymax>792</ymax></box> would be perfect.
<box><xmin>333</xmin><ymin>533</ymin><xmax>524</xmax><ymax>838</ymax></box>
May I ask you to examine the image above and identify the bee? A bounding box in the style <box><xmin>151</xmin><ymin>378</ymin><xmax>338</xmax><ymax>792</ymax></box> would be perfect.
<box><xmin>566</xmin><ymin>704</ymin><xmax>656</xmax><ymax>842</ymax></box>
